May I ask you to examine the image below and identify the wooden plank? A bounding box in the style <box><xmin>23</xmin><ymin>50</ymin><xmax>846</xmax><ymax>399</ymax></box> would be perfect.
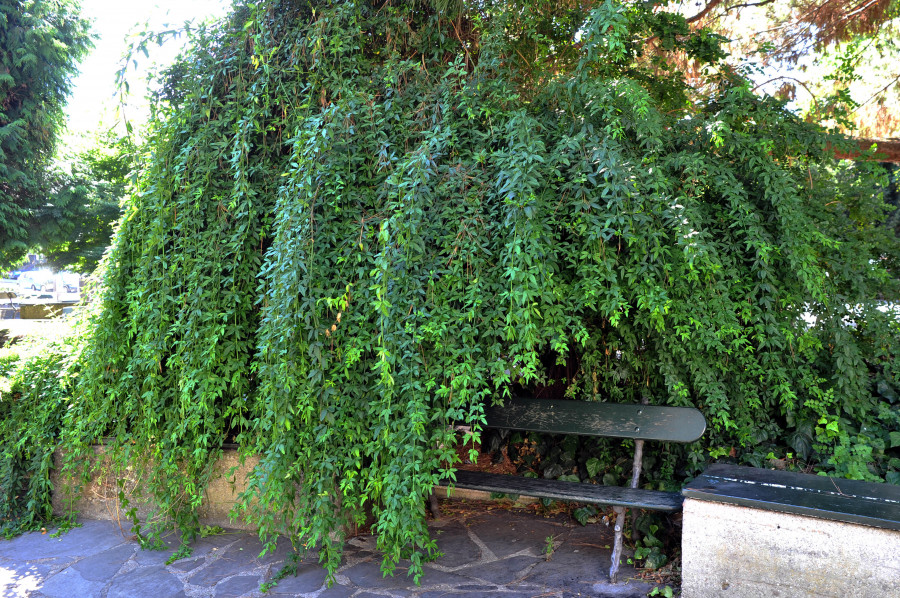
<box><xmin>441</xmin><ymin>470</ymin><xmax>683</xmax><ymax>512</ymax></box>
<box><xmin>683</xmin><ymin>464</ymin><xmax>900</xmax><ymax>531</ymax></box>
<box><xmin>483</xmin><ymin>397</ymin><xmax>706</xmax><ymax>443</ymax></box>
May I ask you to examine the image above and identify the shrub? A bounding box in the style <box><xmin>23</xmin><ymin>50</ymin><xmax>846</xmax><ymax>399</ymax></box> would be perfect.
<box><xmin>2</xmin><ymin>0</ymin><xmax>894</xmax><ymax>581</ymax></box>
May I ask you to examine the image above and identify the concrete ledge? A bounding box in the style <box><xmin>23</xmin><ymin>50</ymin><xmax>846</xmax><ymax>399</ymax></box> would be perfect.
<box><xmin>681</xmin><ymin>497</ymin><xmax>900</xmax><ymax>597</ymax></box>
<box><xmin>19</xmin><ymin>303</ymin><xmax>72</xmax><ymax>319</ymax></box>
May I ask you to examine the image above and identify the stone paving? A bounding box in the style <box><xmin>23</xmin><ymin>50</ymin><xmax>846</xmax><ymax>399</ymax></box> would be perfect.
<box><xmin>0</xmin><ymin>503</ymin><xmax>658</xmax><ymax>598</ymax></box>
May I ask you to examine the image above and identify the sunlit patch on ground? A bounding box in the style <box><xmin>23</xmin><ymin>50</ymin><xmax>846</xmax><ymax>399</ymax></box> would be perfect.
<box><xmin>0</xmin><ymin>564</ymin><xmax>43</xmax><ymax>597</ymax></box>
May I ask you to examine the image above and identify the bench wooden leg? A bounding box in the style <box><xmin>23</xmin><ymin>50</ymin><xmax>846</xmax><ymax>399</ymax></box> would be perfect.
<box><xmin>609</xmin><ymin>430</ymin><xmax>646</xmax><ymax>583</ymax></box>
<box><xmin>428</xmin><ymin>488</ymin><xmax>441</xmax><ymax>519</ymax></box>
<box><xmin>609</xmin><ymin>505</ymin><xmax>627</xmax><ymax>583</ymax></box>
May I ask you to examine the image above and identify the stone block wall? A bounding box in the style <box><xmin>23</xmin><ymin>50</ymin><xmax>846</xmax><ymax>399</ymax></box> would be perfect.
<box><xmin>681</xmin><ymin>497</ymin><xmax>900</xmax><ymax>597</ymax></box>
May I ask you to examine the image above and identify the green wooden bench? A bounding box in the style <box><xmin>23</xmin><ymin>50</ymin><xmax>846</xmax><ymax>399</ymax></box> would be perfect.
<box><xmin>436</xmin><ymin>396</ymin><xmax>707</xmax><ymax>582</ymax></box>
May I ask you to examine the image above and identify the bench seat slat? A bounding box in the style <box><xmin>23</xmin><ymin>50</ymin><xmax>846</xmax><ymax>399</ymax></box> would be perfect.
<box><xmin>483</xmin><ymin>397</ymin><xmax>706</xmax><ymax>443</ymax></box>
<box><xmin>441</xmin><ymin>470</ymin><xmax>683</xmax><ymax>512</ymax></box>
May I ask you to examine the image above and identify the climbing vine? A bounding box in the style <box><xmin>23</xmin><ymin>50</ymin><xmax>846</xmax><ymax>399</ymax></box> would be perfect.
<box><xmin>2</xmin><ymin>0</ymin><xmax>898</xmax><ymax>581</ymax></box>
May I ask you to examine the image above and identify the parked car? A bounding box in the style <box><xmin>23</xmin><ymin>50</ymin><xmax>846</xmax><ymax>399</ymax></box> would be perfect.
<box><xmin>18</xmin><ymin>271</ymin><xmax>55</xmax><ymax>293</ymax></box>
<box><xmin>59</xmin><ymin>272</ymin><xmax>80</xmax><ymax>294</ymax></box>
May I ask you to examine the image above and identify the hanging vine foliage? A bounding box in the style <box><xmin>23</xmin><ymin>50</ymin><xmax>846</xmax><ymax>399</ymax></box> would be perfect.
<box><xmin>22</xmin><ymin>0</ymin><xmax>897</xmax><ymax>580</ymax></box>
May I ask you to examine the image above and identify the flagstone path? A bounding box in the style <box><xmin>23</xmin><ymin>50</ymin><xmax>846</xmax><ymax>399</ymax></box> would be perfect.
<box><xmin>0</xmin><ymin>505</ymin><xmax>658</xmax><ymax>597</ymax></box>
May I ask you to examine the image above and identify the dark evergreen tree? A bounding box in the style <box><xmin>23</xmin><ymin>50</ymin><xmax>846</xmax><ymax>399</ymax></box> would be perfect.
<box><xmin>0</xmin><ymin>0</ymin><xmax>93</xmax><ymax>267</ymax></box>
<box><xmin>36</xmin><ymin>133</ymin><xmax>133</xmax><ymax>273</ymax></box>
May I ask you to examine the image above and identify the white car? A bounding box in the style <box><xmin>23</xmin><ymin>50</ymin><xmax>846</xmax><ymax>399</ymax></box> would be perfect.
<box><xmin>18</xmin><ymin>271</ymin><xmax>55</xmax><ymax>293</ymax></box>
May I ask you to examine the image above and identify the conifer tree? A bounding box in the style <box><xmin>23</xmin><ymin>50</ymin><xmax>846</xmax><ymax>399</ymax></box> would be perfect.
<box><xmin>0</xmin><ymin>0</ymin><xmax>92</xmax><ymax>266</ymax></box>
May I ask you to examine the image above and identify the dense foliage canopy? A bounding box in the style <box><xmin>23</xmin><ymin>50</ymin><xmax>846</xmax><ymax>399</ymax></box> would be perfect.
<box><xmin>0</xmin><ymin>0</ymin><xmax>93</xmax><ymax>267</ymax></box>
<box><xmin>2</xmin><ymin>0</ymin><xmax>899</xmax><ymax>581</ymax></box>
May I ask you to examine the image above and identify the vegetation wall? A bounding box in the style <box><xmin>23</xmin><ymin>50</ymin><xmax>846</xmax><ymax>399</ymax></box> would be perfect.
<box><xmin>2</xmin><ymin>0</ymin><xmax>899</xmax><ymax>580</ymax></box>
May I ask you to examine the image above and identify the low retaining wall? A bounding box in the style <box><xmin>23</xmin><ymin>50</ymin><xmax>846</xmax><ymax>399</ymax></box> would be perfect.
<box><xmin>682</xmin><ymin>499</ymin><xmax>900</xmax><ymax>597</ymax></box>
<box><xmin>681</xmin><ymin>465</ymin><xmax>900</xmax><ymax>598</ymax></box>
<box><xmin>51</xmin><ymin>447</ymin><xmax>498</xmax><ymax>530</ymax></box>
<box><xmin>20</xmin><ymin>303</ymin><xmax>73</xmax><ymax>319</ymax></box>
<box><xmin>51</xmin><ymin>447</ymin><xmax>260</xmax><ymax>530</ymax></box>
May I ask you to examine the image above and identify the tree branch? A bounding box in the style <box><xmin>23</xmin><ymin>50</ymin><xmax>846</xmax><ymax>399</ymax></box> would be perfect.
<box><xmin>724</xmin><ymin>0</ymin><xmax>776</xmax><ymax>13</ymax></box>
<box><xmin>854</xmin><ymin>72</ymin><xmax>900</xmax><ymax>112</ymax></box>
<box><xmin>686</xmin><ymin>0</ymin><xmax>725</xmax><ymax>24</ymax></box>
<box><xmin>751</xmin><ymin>75</ymin><xmax>820</xmax><ymax>113</ymax></box>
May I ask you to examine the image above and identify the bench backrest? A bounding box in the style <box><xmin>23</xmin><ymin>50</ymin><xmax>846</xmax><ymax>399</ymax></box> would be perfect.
<box><xmin>483</xmin><ymin>396</ymin><xmax>706</xmax><ymax>443</ymax></box>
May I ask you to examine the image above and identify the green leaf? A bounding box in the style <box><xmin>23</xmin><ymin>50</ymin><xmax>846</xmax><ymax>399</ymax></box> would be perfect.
<box><xmin>890</xmin><ymin>432</ymin><xmax>900</xmax><ymax>449</ymax></box>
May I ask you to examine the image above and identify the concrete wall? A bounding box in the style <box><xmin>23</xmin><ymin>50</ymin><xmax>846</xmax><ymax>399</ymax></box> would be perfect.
<box><xmin>19</xmin><ymin>303</ymin><xmax>70</xmax><ymax>319</ymax></box>
<box><xmin>681</xmin><ymin>497</ymin><xmax>900</xmax><ymax>598</ymax></box>
<box><xmin>51</xmin><ymin>447</ymin><xmax>260</xmax><ymax>531</ymax></box>
<box><xmin>51</xmin><ymin>447</ymin><xmax>507</xmax><ymax>531</ymax></box>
